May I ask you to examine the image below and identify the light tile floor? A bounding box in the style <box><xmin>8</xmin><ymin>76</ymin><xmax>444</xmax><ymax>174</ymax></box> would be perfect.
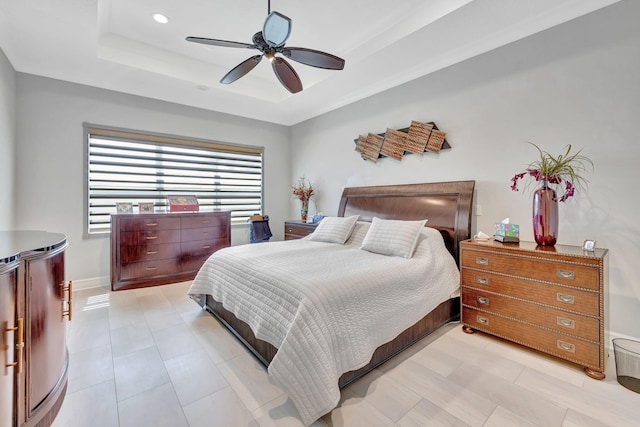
<box><xmin>51</xmin><ymin>282</ymin><xmax>640</xmax><ymax>427</ymax></box>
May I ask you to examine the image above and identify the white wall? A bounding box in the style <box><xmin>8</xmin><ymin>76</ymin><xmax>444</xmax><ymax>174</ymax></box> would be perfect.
<box><xmin>0</xmin><ymin>48</ymin><xmax>16</xmax><ymax>229</ymax></box>
<box><xmin>15</xmin><ymin>75</ymin><xmax>290</xmax><ymax>286</ymax></box>
<box><xmin>290</xmin><ymin>1</ymin><xmax>640</xmax><ymax>340</ymax></box>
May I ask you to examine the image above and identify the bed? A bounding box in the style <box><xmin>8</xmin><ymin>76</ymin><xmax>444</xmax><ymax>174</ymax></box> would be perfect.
<box><xmin>188</xmin><ymin>180</ymin><xmax>475</xmax><ymax>424</ymax></box>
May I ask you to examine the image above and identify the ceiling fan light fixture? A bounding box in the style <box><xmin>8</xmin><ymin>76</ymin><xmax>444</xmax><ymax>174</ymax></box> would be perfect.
<box><xmin>152</xmin><ymin>13</ymin><xmax>169</xmax><ymax>24</ymax></box>
<box><xmin>265</xmin><ymin>50</ymin><xmax>276</xmax><ymax>63</ymax></box>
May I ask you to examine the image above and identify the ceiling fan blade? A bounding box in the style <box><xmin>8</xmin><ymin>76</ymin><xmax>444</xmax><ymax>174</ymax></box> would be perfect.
<box><xmin>263</xmin><ymin>12</ymin><xmax>291</xmax><ymax>48</ymax></box>
<box><xmin>186</xmin><ymin>36</ymin><xmax>256</xmax><ymax>50</ymax></box>
<box><xmin>272</xmin><ymin>57</ymin><xmax>302</xmax><ymax>93</ymax></box>
<box><xmin>282</xmin><ymin>47</ymin><xmax>345</xmax><ymax>70</ymax></box>
<box><xmin>220</xmin><ymin>55</ymin><xmax>263</xmax><ymax>84</ymax></box>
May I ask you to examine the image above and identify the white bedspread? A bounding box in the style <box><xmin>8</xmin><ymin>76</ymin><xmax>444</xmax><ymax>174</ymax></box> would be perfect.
<box><xmin>188</xmin><ymin>223</ymin><xmax>460</xmax><ymax>425</ymax></box>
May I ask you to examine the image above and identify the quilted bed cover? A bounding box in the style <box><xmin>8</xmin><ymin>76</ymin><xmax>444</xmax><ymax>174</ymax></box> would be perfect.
<box><xmin>188</xmin><ymin>223</ymin><xmax>460</xmax><ymax>425</ymax></box>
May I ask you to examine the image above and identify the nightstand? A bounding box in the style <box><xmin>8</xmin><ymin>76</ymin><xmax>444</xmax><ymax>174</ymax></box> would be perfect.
<box><xmin>284</xmin><ymin>220</ymin><xmax>318</xmax><ymax>240</ymax></box>
<box><xmin>460</xmin><ymin>239</ymin><xmax>608</xmax><ymax>379</ymax></box>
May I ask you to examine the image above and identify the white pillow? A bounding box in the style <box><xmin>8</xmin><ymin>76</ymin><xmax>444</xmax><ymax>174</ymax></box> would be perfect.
<box><xmin>308</xmin><ymin>215</ymin><xmax>360</xmax><ymax>244</ymax></box>
<box><xmin>361</xmin><ymin>217</ymin><xmax>428</xmax><ymax>258</ymax></box>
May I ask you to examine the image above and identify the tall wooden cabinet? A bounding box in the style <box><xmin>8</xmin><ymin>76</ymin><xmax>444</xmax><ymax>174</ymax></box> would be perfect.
<box><xmin>111</xmin><ymin>211</ymin><xmax>231</xmax><ymax>291</ymax></box>
<box><xmin>1</xmin><ymin>256</ymin><xmax>19</xmax><ymax>427</ymax></box>
<box><xmin>1</xmin><ymin>231</ymin><xmax>70</xmax><ymax>427</ymax></box>
<box><xmin>460</xmin><ymin>239</ymin><xmax>608</xmax><ymax>379</ymax></box>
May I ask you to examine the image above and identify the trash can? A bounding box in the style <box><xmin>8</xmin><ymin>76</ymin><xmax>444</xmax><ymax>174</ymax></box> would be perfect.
<box><xmin>613</xmin><ymin>338</ymin><xmax>640</xmax><ymax>393</ymax></box>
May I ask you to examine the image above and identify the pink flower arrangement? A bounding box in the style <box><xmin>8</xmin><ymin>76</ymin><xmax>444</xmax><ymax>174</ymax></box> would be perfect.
<box><xmin>510</xmin><ymin>143</ymin><xmax>593</xmax><ymax>202</ymax></box>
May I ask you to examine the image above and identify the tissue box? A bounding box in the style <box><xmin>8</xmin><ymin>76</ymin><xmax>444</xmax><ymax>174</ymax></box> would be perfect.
<box><xmin>494</xmin><ymin>223</ymin><xmax>520</xmax><ymax>237</ymax></box>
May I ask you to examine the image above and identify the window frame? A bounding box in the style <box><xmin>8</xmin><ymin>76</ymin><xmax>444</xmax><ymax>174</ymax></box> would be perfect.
<box><xmin>83</xmin><ymin>123</ymin><xmax>265</xmax><ymax>237</ymax></box>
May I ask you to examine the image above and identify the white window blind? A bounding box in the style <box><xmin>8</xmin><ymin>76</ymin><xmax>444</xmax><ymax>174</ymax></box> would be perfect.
<box><xmin>86</xmin><ymin>126</ymin><xmax>263</xmax><ymax>234</ymax></box>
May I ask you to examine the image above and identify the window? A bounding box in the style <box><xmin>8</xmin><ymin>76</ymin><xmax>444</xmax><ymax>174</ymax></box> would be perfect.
<box><xmin>85</xmin><ymin>126</ymin><xmax>264</xmax><ymax>235</ymax></box>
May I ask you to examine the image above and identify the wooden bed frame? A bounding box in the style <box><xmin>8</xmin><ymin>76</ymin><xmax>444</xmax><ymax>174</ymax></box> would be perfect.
<box><xmin>203</xmin><ymin>180</ymin><xmax>475</xmax><ymax>388</ymax></box>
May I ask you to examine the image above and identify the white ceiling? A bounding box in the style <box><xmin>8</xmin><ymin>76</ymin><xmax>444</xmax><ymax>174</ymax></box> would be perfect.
<box><xmin>0</xmin><ymin>0</ymin><xmax>621</xmax><ymax>126</ymax></box>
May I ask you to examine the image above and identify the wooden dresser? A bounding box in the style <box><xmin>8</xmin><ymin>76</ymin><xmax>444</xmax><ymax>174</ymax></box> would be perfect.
<box><xmin>460</xmin><ymin>239</ymin><xmax>608</xmax><ymax>379</ymax></box>
<box><xmin>111</xmin><ymin>211</ymin><xmax>231</xmax><ymax>291</ymax></box>
<box><xmin>284</xmin><ymin>220</ymin><xmax>318</xmax><ymax>240</ymax></box>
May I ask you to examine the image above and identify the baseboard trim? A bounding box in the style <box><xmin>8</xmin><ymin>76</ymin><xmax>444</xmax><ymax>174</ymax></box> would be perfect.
<box><xmin>71</xmin><ymin>276</ymin><xmax>109</xmax><ymax>290</ymax></box>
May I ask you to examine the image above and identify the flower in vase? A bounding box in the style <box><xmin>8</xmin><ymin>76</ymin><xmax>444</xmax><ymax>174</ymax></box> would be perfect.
<box><xmin>291</xmin><ymin>177</ymin><xmax>314</xmax><ymax>202</ymax></box>
<box><xmin>510</xmin><ymin>143</ymin><xmax>593</xmax><ymax>202</ymax></box>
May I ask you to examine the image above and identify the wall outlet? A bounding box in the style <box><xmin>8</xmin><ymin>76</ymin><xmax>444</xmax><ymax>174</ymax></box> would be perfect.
<box><xmin>475</xmin><ymin>204</ymin><xmax>482</xmax><ymax>216</ymax></box>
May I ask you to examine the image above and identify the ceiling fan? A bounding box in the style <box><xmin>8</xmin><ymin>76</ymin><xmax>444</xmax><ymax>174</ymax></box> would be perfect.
<box><xmin>186</xmin><ymin>1</ymin><xmax>345</xmax><ymax>94</ymax></box>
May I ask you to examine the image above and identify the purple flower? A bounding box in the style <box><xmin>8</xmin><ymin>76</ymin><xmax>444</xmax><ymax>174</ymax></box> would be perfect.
<box><xmin>510</xmin><ymin>143</ymin><xmax>592</xmax><ymax>203</ymax></box>
<box><xmin>511</xmin><ymin>168</ymin><xmax>578</xmax><ymax>202</ymax></box>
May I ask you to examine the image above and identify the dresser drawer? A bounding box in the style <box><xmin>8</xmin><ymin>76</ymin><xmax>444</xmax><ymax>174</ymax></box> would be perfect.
<box><xmin>461</xmin><ymin>269</ymin><xmax>599</xmax><ymax>316</ymax></box>
<box><xmin>181</xmin><ymin>214</ymin><xmax>228</xmax><ymax>229</ymax></box>
<box><xmin>181</xmin><ymin>255</ymin><xmax>212</xmax><ymax>273</ymax></box>
<box><xmin>121</xmin><ymin>259</ymin><xmax>180</xmax><ymax>280</ymax></box>
<box><xmin>285</xmin><ymin>223</ymin><xmax>316</xmax><ymax>239</ymax></box>
<box><xmin>120</xmin><ymin>243</ymin><xmax>180</xmax><ymax>263</ymax></box>
<box><xmin>462</xmin><ymin>287</ymin><xmax>600</xmax><ymax>342</ymax></box>
<box><xmin>181</xmin><ymin>226</ymin><xmax>228</xmax><ymax>242</ymax></box>
<box><xmin>181</xmin><ymin>238</ymin><xmax>228</xmax><ymax>257</ymax></box>
<box><xmin>462</xmin><ymin>307</ymin><xmax>600</xmax><ymax>369</ymax></box>
<box><xmin>119</xmin><ymin>216</ymin><xmax>180</xmax><ymax>231</ymax></box>
<box><xmin>120</xmin><ymin>229</ymin><xmax>181</xmax><ymax>246</ymax></box>
<box><xmin>461</xmin><ymin>249</ymin><xmax>600</xmax><ymax>291</ymax></box>
<box><xmin>180</xmin><ymin>238</ymin><xmax>228</xmax><ymax>272</ymax></box>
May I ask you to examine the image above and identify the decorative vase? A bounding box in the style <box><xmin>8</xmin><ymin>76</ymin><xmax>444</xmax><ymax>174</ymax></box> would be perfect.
<box><xmin>300</xmin><ymin>199</ymin><xmax>309</xmax><ymax>221</ymax></box>
<box><xmin>532</xmin><ymin>180</ymin><xmax>558</xmax><ymax>246</ymax></box>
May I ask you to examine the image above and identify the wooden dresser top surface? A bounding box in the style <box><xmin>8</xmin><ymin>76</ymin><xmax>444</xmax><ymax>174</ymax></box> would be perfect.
<box><xmin>461</xmin><ymin>239</ymin><xmax>608</xmax><ymax>261</ymax></box>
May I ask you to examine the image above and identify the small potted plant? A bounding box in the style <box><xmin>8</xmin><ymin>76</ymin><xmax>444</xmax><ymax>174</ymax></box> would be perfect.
<box><xmin>510</xmin><ymin>143</ymin><xmax>593</xmax><ymax>245</ymax></box>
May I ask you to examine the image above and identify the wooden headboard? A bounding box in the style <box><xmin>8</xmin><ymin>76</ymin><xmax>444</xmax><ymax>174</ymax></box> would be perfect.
<box><xmin>337</xmin><ymin>181</ymin><xmax>475</xmax><ymax>264</ymax></box>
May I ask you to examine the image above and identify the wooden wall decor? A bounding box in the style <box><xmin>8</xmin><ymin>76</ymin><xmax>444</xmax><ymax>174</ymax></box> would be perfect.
<box><xmin>361</xmin><ymin>133</ymin><xmax>385</xmax><ymax>162</ymax></box>
<box><xmin>354</xmin><ymin>121</ymin><xmax>450</xmax><ymax>161</ymax></box>
<box><xmin>405</xmin><ymin>121</ymin><xmax>434</xmax><ymax>154</ymax></box>
<box><xmin>380</xmin><ymin>129</ymin><xmax>407</xmax><ymax>160</ymax></box>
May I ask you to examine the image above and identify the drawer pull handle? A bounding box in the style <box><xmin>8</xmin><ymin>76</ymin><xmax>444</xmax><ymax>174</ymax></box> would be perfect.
<box><xmin>287</xmin><ymin>228</ymin><xmax>293</xmax><ymax>232</ymax></box>
<box><xmin>62</xmin><ymin>280</ymin><xmax>73</xmax><ymax>322</ymax></box>
<box><xmin>145</xmin><ymin>223</ymin><xmax>158</xmax><ymax>227</ymax></box>
<box><xmin>146</xmin><ymin>266</ymin><xmax>157</xmax><ymax>270</ymax></box>
<box><xmin>203</xmin><ymin>231</ymin><xmax>209</xmax><ymax>235</ymax></box>
<box><xmin>476</xmin><ymin>257</ymin><xmax>489</xmax><ymax>266</ymax></box>
<box><xmin>476</xmin><ymin>315</ymin><xmax>489</xmax><ymax>325</ymax></box>
<box><xmin>476</xmin><ymin>296</ymin><xmax>490</xmax><ymax>305</ymax></box>
<box><xmin>146</xmin><ymin>251</ymin><xmax>158</xmax><ymax>255</ymax></box>
<box><xmin>557</xmin><ymin>340</ymin><xmax>575</xmax><ymax>353</ymax></box>
<box><xmin>4</xmin><ymin>317</ymin><xmax>24</xmax><ymax>374</ymax></box>
<box><xmin>146</xmin><ymin>236</ymin><xmax>158</xmax><ymax>240</ymax></box>
<box><xmin>557</xmin><ymin>269</ymin><xmax>575</xmax><ymax>280</ymax></box>
<box><xmin>557</xmin><ymin>317</ymin><xmax>575</xmax><ymax>329</ymax></box>
<box><xmin>476</xmin><ymin>277</ymin><xmax>489</xmax><ymax>285</ymax></box>
<box><xmin>556</xmin><ymin>293</ymin><xmax>575</xmax><ymax>304</ymax></box>
<box><xmin>202</xmin><ymin>245</ymin><xmax>211</xmax><ymax>249</ymax></box>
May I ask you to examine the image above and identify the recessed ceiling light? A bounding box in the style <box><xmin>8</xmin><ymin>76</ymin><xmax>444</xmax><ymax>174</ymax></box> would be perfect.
<box><xmin>153</xmin><ymin>13</ymin><xmax>169</xmax><ymax>24</ymax></box>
